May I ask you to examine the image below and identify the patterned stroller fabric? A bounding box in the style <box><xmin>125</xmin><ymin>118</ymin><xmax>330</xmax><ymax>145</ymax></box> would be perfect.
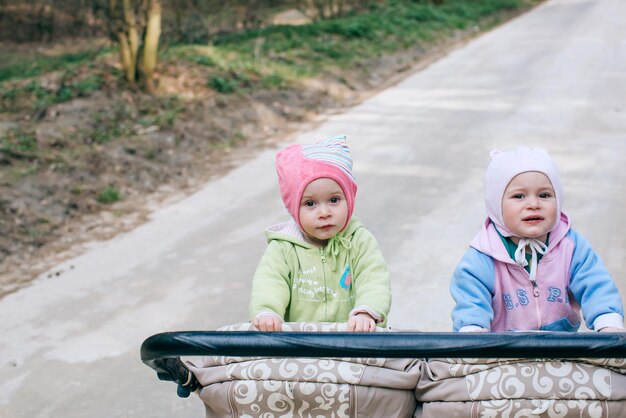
<box><xmin>183</xmin><ymin>323</ymin><xmax>626</xmax><ymax>418</ymax></box>
<box><xmin>415</xmin><ymin>357</ymin><xmax>626</xmax><ymax>418</ymax></box>
<box><xmin>183</xmin><ymin>322</ymin><xmax>420</xmax><ymax>418</ymax></box>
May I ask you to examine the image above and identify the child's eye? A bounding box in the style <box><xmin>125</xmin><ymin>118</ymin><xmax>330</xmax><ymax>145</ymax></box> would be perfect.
<box><xmin>303</xmin><ymin>200</ymin><xmax>316</xmax><ymax>207</ymax></box>
<box><xmin>539</xmin><ymin>192</ymin><xmax>552</xmax><ymax>199</ymax></box>
<box><xmin>512</xmin><ymin>194</ymin><xmax>525</xmax><ymax>199</ymax></box>
<box><xmin>329</xmin><ymin>196</ymin><xmax>341</xmax><ymax>204</ymax></box>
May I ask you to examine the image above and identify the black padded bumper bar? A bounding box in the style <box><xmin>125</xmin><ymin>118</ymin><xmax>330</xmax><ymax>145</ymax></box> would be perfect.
<box><xmin>142</xmin><ymin>331</ymin><xmax>626</xmax><ymax>371</ymax></box>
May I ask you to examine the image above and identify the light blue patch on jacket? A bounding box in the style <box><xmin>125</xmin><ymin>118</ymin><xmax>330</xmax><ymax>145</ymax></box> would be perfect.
<box><xmin>340</xmin><ymin>265</ymin><xmax>352</xmax><ymax>289</ymax></box>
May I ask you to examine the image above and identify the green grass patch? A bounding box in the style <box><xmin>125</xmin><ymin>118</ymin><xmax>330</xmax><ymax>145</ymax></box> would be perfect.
<box><xmin>260</xmin><ymin>73</ymin><xmax>285</xmax><ymax>89</ymax></box>
<box><xmin>209</xmin><ymin>75</ymin><xmax>240</xmax><ymax>93</ymax></box>
<box><xmin>0</xmin><ymin>47</ymin><xmax>112</xmax><ymax>83</ymax></box>
<box><xmin>70</xmin><ymin>185</ymin><xmax>84</xmax><ymax>195</ymax></box>
<box><xmin>0</xmin><ymin>73</ymin><xmax>104</xmax><ymax>113</ymax></box>
<box><xmin>0</xmin><ymin>129</ymin><xmax>38</xmax><ymax>158</ymax></box>
<box><xmin>137</xmin><ymin>97</ymin><xmax>185</xmax><ymax>128</ymax></box>
<box><xmin>165</xmin><ymin>0</ymin><xmax>537</xmax><ymax>96</ymax></box>
<box><xmin>213</xmin><ymin>131</ymin><xmax>245</xmax><ymax>149</ymax></box>
<box><xmin>190</xmin><ymin>0</ymin><xmax>536</xmax><ymax>88</ymax></box>
<box><xmin>190</xmin><ymin>55</ymin><xmax>216</xmax><ymax>67</ymax></box>
<box><xmin>97</xmin><ymin>186</ymin><xmax>122</xmax><ymax>204</ymax></box>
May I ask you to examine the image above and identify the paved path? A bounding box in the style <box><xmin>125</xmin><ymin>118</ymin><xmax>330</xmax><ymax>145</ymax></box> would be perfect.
<box><xmin>1</xmin><ymin>0</ymin><xmax>625</xmax><ymax>416</ymax></box>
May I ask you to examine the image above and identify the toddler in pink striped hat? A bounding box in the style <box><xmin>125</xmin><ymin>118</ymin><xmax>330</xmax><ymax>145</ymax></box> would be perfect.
<box><xmin>248</xmin><ymin>135</ymin><xmax>391</xmax><ymax>333</ymax></box>
<box><xmin>450</xmin><ymin>147</ymin><xmax>624</xmax><ymax>333</ymax></box>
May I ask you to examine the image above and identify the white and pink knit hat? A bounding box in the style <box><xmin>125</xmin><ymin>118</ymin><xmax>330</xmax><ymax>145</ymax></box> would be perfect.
<box><xmin>276</xmin><ymin>135</ymin><xmax>357</xmax><ymax>231</ymax></box>
<box><xmin>485</xmin><ymin>147</ymin><xmax>563</xmax><ymax>237</ymax></box>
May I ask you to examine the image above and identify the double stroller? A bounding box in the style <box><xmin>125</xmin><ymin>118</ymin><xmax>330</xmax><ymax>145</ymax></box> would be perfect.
<box><xmin>142</xmin><ymin>322</ymin><xmax>626</xmax><ymax>417</ymax></box>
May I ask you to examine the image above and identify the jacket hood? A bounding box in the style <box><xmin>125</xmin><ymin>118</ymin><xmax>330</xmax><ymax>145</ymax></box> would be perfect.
<box><xmin>470</xmin><ymin>212</ymin><xmax>571</xmax><ymax>263</ymax></box>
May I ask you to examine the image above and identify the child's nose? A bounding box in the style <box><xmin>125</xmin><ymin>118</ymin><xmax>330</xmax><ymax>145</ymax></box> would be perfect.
<box><xmin>527</xmin><ymin>196</ymin><xmax>540</xmax><ymax>208</ymax></box>
<box><xmin>318</xmin><ymin>204</ymin><xmax>331</xmax><ymax>217</ymax></box>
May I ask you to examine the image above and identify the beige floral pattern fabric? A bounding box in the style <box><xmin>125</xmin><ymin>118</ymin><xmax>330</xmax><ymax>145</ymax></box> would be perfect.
<box><xmin>182</xmin><ymin>324</ymin><xmax>626</xmax><ymax>418</ymax></box>
<box><xmin>416</xmin><ymin>357</ymin><xmax>626</xmax><ymax>417</ymax></box>
<box><xmin>226</xmin><ymin>380</ymin><xmax>353</xmax><ymax>417</ymax></box>
<box><xmin>184</xmin><ymin>322</ymin><xmax>419</xmax><ymax>418</ymax></box>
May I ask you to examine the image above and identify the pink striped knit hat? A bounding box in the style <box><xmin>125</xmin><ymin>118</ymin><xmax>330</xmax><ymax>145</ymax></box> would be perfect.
<box><xmin>485</xmin><ymin>147</ymin><xmax>563</xmax><ymax>237</ymax></box>
<box><xmin>276</xmin><ymin>135</ymin><xmax>357</xmax><ymax>231</ymax></box>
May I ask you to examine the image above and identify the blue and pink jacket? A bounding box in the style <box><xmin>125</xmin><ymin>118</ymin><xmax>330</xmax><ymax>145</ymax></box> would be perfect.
<box><xmin>451</xmin><ymin>213</ymin><xmax>624</xmax><ymax>332</ymax></box>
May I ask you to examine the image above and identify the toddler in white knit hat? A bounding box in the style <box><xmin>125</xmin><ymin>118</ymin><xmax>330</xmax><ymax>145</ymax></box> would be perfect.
<box><xmin>450</xmin><ymin>147</ymin><xmax>624</xmax><ymax>332</ymax></box>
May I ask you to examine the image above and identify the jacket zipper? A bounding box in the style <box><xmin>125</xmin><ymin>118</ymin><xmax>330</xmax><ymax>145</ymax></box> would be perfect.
<box><xmin>529</xmin><ymin>260</ymin><xmax>542</xmax><ymax>329</ymax></box>
<box><xmin>530</xmin><ymin>280</ymin><xmax>540</xmax><ymax>297</ymax></box>
<box><xmin>320</xmin><ymin>249</ymin><xmax>327</xmax><ymax>321</ymax></box>
<box><xmin>516</xmin><ymin>261</ymin><xmax>542</xmax><ymax>329</ymax></box>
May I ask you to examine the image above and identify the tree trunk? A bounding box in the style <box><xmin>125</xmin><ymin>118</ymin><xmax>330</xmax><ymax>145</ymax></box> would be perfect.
<box><xmin>122</xmin><ymin>0</ymin><xmax>140</xmax><ymax>81</ymax></box>
<box><xmin>117</xmin><ymin>31</ymin><xmax>135</xmax><ymax>82</ymax></box>
<box><xmin>142</xmin><ymin>0</ymin><xmax>161</xmax><ymax>92</ymax></box>
<box><xmin>110</xmin><ymin>0</ymin><xmax>137</xmax><ymax>82</ymax></box>
<box><xmin>109</xmin><ymin>0</ymin><xmax>162</xmax><ymax>91</ymax></box>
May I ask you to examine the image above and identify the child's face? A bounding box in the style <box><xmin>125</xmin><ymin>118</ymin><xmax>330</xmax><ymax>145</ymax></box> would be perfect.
<box><xmin>502</xmin><ymin>171</ymin><xmax>558</xmax><ymax>242</ymax></box>
<box><xmin>299</xmin><ymin>178</ymin><xmax>348</xmax><ymax>246</ymax></box>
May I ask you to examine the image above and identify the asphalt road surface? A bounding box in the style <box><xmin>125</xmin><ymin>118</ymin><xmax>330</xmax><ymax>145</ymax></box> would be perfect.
<box><xmin>1</xmin><ymin>0</ymin><xmax>625</xmax><ymax>416</ymax></box>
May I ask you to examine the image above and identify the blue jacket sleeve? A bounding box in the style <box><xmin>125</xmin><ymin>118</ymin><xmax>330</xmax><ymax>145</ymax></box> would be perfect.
<box><xmin>450</xmin><ymin>248</ymin><xmax>496</xmax><ymax>331</ymax></box>
<box><xmin>567</xmin><ymin>230</ymin><xmax>624</xmax><ymax>329</ymax></box>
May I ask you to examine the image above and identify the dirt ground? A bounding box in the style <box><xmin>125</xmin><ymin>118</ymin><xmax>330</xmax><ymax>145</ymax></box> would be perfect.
<box><xmin>0</xmin><ymin>25</ymin><xmax>487</xmax><ymax>299</ymax></box>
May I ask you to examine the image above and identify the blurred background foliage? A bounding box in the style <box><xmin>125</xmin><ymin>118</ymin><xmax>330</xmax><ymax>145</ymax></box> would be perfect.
<box><xmin>0</xmin><ymin>0</ymin><xmax>384</xmax><ymax>44</ymax></box>
<box><xmin>0</xmin><ymin>0</ymin><xmax>539</xmax><ymax>295</ymax></box>
<box><xmin>0</xmin><ymin>0</ymin><xmax>530</xmax><ymax>87</ymax></box>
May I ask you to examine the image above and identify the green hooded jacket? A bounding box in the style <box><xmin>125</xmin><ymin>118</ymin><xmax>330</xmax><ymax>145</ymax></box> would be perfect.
<box><xmin>249</xmin><ymin>217</ymin><xmax>391</xmax><ymax>326</ymax></box>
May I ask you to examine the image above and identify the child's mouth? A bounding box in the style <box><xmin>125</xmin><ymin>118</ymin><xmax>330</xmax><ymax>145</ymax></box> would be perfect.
<box><xmin>522</xmin><ymin>216</ymin><xmax>544</xmax><ymax>224</ymax></box>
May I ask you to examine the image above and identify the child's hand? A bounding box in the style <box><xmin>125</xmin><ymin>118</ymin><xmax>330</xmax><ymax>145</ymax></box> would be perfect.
<box><xmin>347</xmin><ymin>313</ymin><xmax>377</xmax><ymax>332</ymax></box>
<box><xmin>459</xmin><ymin>326</ymin><xmax>489</xmax><ymax>332</ymax></box>
<box><xmin>253</xmin><ymin>313</ymin><xmax>283</xmax><ymax>332</ymax></box>
<box><xmin>460</xmin><ymin>327</ymin><xmax>489</xmax><ymax>332</ymax></box>
<box><xmin>599</xmin><ymin>326</ymin><xmax>625</xmax><ymax>333</ymax></box>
